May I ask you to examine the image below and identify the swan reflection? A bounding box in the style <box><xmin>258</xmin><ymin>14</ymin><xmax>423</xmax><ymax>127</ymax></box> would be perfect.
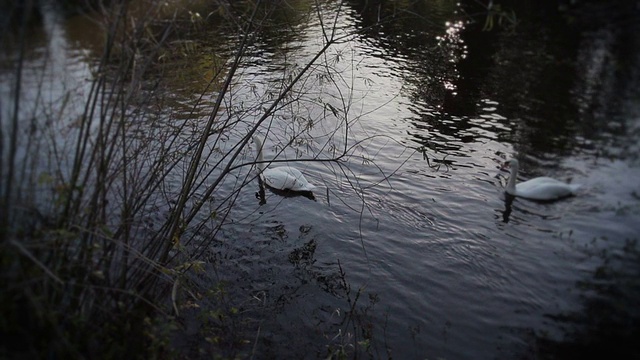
<box><xmin>255</xmin><ymin>178</ymin><xmax>316</xmax><ymax>205</ymax></box>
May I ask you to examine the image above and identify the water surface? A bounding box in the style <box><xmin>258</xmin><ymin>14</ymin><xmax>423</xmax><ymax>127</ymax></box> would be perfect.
<box><xmin>2</xmin><ymin>1</ymin><xmax>639</xmax><ymax>359</ymax></box>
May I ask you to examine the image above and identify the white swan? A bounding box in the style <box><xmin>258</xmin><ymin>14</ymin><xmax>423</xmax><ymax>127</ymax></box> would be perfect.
<box><xmin>253</xmin><ymin>136</ymin><xmax>315</xmax><ymax>192</ymax></box>
<box><xmin>501</xmin><ymin>158</ymin><xmax>580</xmax><ymax>201</ymax></box>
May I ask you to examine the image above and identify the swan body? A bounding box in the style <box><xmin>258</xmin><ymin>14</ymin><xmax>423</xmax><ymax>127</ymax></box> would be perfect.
<box><xmin>253</xmin><ymin>136</ymin><xmax>315</xmax><ymax>192</ymax></box>
<box><xmin>502</xmin><ymin>158</ymin><xmax>580</xmax><ymax>201</ymax></box>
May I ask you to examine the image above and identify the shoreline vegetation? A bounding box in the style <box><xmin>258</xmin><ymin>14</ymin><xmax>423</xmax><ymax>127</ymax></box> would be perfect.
<box><xmin>0</xmin><ymin>1</ymin><xmax>397</xmax><ymax>357</ymax></box>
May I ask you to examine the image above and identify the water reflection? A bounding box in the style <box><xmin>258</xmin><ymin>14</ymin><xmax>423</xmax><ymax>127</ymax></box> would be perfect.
<box><xmin>3</xmin><ymin>0</ymin><xmax>640</xmax><ymax>359</ymax></box>
<box><xmin>571</xmin><ymin>3</ymin><xmax>640</xmax><ymax>163</ymax></box>
<box><xmin>502</xmin><ymin>193</ymin><xmax>515</xmax><ymax>223</ymax></box>
<box><xmin>255</xmin><ymin>177</ymin><xmax>316</xmax><ymax>205</ymax></box>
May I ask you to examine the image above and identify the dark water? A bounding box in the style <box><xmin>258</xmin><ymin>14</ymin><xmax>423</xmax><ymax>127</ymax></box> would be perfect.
<box><xmin>2</xmin><ymin>1</ymin><xmax>640</xmax><ymax>359</ymax></box>
<box><xmin>200</xmin><ymin>2</ymin><xmax>640</xmax><ymax>358</ymax></box>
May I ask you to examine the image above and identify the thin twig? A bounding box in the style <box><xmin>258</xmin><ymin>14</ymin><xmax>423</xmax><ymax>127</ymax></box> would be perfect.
<box><xmin>9</xmin><ymin>239</ymin><xmax>64</xmax><ymax>285</ymax></box>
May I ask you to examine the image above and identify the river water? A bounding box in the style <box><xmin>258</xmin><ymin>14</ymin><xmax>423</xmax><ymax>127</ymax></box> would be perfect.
<box><xmin>2</xmin><ymin>1</ymin><xmax>639</xmax><ymax>359</ymax></box>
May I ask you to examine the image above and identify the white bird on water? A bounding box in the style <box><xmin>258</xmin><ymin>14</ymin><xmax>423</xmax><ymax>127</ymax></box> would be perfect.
<box><xmin>253</xmin><ymin>135</ymin><xmax>316</xmax><ymax>192</ymax></box>
<box><xmin>501</xmin><ymin>158</ymin><xmax>580</xmax><ymax>201</ymax></box>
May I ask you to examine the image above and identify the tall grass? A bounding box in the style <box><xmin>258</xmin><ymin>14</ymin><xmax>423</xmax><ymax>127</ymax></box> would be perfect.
<box><xmin>0</xmin><ymin>0</ymin><xmax>404</xmax><ymax>358</ymax></box>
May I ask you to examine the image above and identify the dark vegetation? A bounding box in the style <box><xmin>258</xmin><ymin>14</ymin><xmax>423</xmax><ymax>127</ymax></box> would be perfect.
<box><xmin>0</xmin><ymin>0</ymin><xmax>399</xmax><ymax>358</ymax></box>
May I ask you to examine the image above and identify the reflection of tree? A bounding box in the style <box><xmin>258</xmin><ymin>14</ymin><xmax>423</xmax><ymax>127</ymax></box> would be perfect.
<box><xmin>477</xmin><ymin>20</ymin><xmax>579</xmax><ymax>162</ymax></box>
<box><xmin>533</xmin><ymin>238</ymin><xmax>640</xmax><ymax>358</ymax></box>
<box><xmin>350</xmin><ymin>0</ymin><xmax>640</xmax><ymax>169</ymax></box>
<box><xmin>460</xmin><ymin>1</ymin><xmax>640</xmax><ymax>166</ymax></box>
<box><xmin>347</xmin><ymin>0</ymin><xmax>484</xmax><ymax>156</ymax></box>
<box><xmin>347</xmin><ymin>0</ymin><xmax>462</xmax><ymax>104</ymax></box>
<box><xmin>347</xmin><ymin>1</ymin><xmax>577</xmax><ymax>159</ymax></box>
<box><xmin>568</xmin><ymin>2</ymin><xmax>640</xmax><ymax>163</ymax></box>
<box><xmin>0</xmin><ymin>2</ymin><xmax>47</xmax><ymax>72</ymax></box>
